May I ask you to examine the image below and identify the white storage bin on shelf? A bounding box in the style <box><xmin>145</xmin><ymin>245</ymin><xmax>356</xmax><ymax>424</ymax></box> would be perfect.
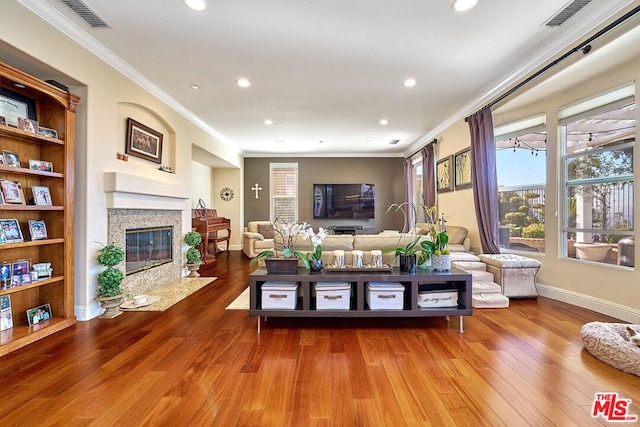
<box><xmin>418</xmin><ymin>290</ymin><xmax>458</xmax><ymax>308</ymax></box>
<box><xmin>315</xmin><ymin>282</ymin><xmax>351</xmax><ymax>310</ymax></box>
<box><xmin>366</xmin><ymin>282</ymin><xmax>404</xmax><ymax>310</ymax></box>
<box><xmin>261</xmin><ymin>281</ymin><xmax>299</xmax><ymax>310</ymax></box>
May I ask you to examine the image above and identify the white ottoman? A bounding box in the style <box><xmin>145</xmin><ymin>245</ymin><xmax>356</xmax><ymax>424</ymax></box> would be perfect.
<box><xmin>478</xmin><ymin>254</ymin><xmax>541</xmax><ymax>298</ymax></box>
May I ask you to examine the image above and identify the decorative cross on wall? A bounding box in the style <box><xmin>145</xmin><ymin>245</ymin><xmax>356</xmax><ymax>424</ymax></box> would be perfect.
<box><xmin>251</xmin><ymin>183</ymin><xmax>263</xmax><ymax>199</ymax></box>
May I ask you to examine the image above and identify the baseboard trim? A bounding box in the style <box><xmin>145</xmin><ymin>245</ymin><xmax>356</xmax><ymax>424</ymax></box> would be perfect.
<box><xmin>75</xmin><ymin>301</ymin><xmax>104</xmax><ymax>321</ymax></box>
<box><xmin>536</xmin><ymin>283</ymin><xmax>640</xmax><ymax>324</ymax></box>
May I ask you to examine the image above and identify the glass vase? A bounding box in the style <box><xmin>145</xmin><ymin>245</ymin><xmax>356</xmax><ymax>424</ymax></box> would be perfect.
<box><xmin>309</xmin><ymin>259</ymin><xmax>323</xmax><ymax>272</ymax></box>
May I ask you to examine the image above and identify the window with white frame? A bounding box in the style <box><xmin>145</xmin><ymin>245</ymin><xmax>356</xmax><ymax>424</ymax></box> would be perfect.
<box><xmin>270</xmin><ymin>163</ymin><xmax>298</xmax><ymax>224</ymax></box>
<box><xmin>412</xmin><ymin>157</ymin><xmax>425</xmax><ymax>223</ymax></box>
<box><xmin>494</xmin><ymin>114</ymin><xmax>547</xmax><ymax>252</ymax></box>
<box><xmin>560</xmin><ymin>83</ymin><xmax>635</xmax><ymax>266</ymax></box>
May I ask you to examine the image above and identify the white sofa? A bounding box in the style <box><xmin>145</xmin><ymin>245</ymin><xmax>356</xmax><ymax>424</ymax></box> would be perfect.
<box><xmin>243</xmin><ymin>221</ymin><xmax>472</xmax><ymax>264</ymax></box>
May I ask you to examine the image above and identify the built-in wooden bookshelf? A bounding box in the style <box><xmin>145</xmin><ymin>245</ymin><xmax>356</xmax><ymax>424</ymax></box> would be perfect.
<box><xmin>0</xmin><ymin>61</ymin><xmax>79</xmax><ymax>356</ymax></box>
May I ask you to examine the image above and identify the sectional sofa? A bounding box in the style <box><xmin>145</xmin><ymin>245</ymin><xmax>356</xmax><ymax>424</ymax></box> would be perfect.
<box><xmin>242</xmin><ymin>220</ymin><xmax>471</xmax><ymax>265</ymax></box>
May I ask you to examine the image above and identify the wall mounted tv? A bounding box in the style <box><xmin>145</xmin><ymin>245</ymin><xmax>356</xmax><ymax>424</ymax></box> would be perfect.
<box><xmin>313</xmin><ymin>183</ymin><xmax>375</xmax><ymax>219</ymax></box>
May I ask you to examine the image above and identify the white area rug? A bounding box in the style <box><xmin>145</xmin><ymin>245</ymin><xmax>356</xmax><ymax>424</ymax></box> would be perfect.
<box><xmin>226</xmin><ymin>287</ymin><xmax>249</xmax><ymax>310</ymax></box>
<box><xmin>121</xmin><ymin>277</ymin><xmax>216</xmax><ymax>311</ymax></box>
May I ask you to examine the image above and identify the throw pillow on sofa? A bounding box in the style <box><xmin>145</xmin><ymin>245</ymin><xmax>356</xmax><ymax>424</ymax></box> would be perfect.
<box><xmin>258</xmin><ymin>223</ymin><xmax>275</xmax><ymax>239</ymax></box>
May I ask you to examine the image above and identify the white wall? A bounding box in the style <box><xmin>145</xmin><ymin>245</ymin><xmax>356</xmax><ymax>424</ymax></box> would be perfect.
<box><xmin>436</xmin><ymin>56</ymin><xmax>640</xmax><ymax>323</ymax></box>
<box><xmin>0</xmin><ymin>2</ymin><xmax>243</xmax><ymax>320</ymax></box>
<box><xmin>191</xmin><ymin>161</ymin><xmax>213</xmax><ymax>208</ymax></box>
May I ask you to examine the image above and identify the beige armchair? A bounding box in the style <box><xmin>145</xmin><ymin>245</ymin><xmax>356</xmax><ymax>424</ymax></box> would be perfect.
<box><xmin>243</xmin><ymin>221</ymin><xmax>276</xmax><ymax>258</ymax></box>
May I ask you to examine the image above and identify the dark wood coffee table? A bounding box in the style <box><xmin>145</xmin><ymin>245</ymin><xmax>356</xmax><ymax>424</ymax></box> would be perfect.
<box><xmin>249</xmin><ymin>267</ymin><xmax>472</xmax><ymax>333</ymax></box>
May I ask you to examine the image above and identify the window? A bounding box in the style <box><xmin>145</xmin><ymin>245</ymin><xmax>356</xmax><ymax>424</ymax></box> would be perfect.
<box><xmin>270</xmin><ymin>163</ymin><xmax>298</xmax><ymax>224</ymax></box>
<box><xmin>560</xmin><ymin>84</ymin><xmax>635</xmax><ymax>265</ymax></box>
<box><xmin>412</xmin><ymin>158</ymin><xmax>425</xmax><ymax>223</ymax></box>
<box><xmin>495</xmin><ymin>115</ymin><xmax>547</xmax><ymax>252</ymax></box>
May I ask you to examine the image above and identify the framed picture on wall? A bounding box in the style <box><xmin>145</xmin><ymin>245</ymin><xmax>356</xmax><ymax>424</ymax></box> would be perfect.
<box><xmin>454</xmin><ymin>147</ymin><xmax>472</xmax><ymax>189</ymax></box>
<box><xmin>436</xmin><ymin>155</ymin><xmax>454</xmax><ymax>193</ymax></box>
<box><xmin>125</xmin><ymin>118</ymin><xmax>163</xmax><ymax>164</ymax></box>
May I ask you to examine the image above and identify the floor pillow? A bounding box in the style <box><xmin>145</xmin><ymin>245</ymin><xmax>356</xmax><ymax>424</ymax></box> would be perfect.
<box><xmin>580</xmin><ymin>322</ymin><xmax>640</xmax><ymax>377</ymax></box>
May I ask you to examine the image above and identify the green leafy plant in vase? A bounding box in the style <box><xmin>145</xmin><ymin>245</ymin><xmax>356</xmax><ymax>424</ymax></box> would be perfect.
<box><xmin>382</xmin><ymin>202</ymin><xmax>425</xmax><ymax>272</ymax></box>
<box><xmin>420</xmin><ymin>211</ymin><xmax>451</xmax><ymax>271</ymax></box>
<box><xmin>96</xmin><ymin>243</ymin><xmax>126</xmax><ymax>318</ymax></box>
<box><xmin>184</xmin><ymin>231</ymin><xmax>203</xmax><ymax>277</ymax></box>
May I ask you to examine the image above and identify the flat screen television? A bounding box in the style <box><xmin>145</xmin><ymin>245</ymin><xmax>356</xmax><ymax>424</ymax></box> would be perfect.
<box><xmin>313</xmin><ymin>183</ymin><xmax>375</xmax><ymax>219</ymax></box>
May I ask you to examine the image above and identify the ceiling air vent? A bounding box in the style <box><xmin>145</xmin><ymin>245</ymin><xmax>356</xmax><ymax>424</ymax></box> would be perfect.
<box><xmin>389</xmin><ymin>139</ymin><xmax>400</xmax><ymax>145</ymax></box>
<box><xmin>59</xmin><ymin>0</ymin><xmax>111</xmax><ymax>29</ymax></box>
<box><xmin>545</xmin><ymin>0</ymin><xmax>592</xmax><ymax>27</ymax></box>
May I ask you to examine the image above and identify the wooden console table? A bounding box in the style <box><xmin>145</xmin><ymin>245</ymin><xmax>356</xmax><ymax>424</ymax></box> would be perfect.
<box><xmin>249</xmin><ymin>267</ymin><xmax>472</xmax><ymax>333</ymax></box>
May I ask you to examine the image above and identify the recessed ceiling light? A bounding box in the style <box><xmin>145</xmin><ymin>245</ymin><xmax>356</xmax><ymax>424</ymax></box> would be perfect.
<box><xmin>451</xmin><ymin>0</ymin><xmax>477</xmax><ymax>12</ymax></box>
<box><xmin>236</xmin><ymin>78</ymin><xmax>251</xmax><ymax>88</ymax></box>
<box><xmin>190</xmin><ymin>84</ymin><xmax>200</xmax><ymax>90</ymax></box>
<box><xmin>185</xmin><ymin>0</ymin><xmax>207</xmax><ymax>11</ymax></box>
<box><xmin>403</xmin><ymin>78</ymin><xmax>417</xmax><ymax>87</ymax></box>
<box><xmin>379</xmin><ymin>119</ymin><xmax>389</xmax><ymax>126</ymax></box>
<box><xmin>264</xmin><ymin>119</ymin><xmax>274</xmax><ymax>125</ymax></box>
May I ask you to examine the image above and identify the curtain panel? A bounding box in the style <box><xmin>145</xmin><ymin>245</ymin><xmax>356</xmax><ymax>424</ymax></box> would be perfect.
<box><xmin>421</xmin><ymin>144</ymin><xmax>436</xmax><ymax>208</ymax></box>
<box><xmin>467</xmin><ymin>107</ymin><xmax>500</xmax><ymax>254</ymax></box>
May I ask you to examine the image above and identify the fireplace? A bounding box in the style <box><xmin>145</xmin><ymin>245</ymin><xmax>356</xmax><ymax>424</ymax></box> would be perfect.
<box><xmin>126</xmin><ymin>226</ymin><xmax>173</xmax><ymax>275</ymax></box>
<box><xmin>107</xmin><ymin>209</ymin><xmax>182</xmax><ymax>296</ymax></box>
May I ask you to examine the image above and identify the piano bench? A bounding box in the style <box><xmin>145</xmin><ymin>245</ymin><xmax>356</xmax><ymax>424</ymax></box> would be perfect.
<box><xmin>208</xmin><ymin>232</ymin><xmax>230</xmax><ymax>254</ymax></box>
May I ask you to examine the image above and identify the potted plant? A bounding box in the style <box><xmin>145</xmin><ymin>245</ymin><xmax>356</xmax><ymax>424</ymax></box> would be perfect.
<box><xmin>420</xmin><ymin>211</ymin><xmax>451</xmax><ymax>271</ymax></box>
<box><xmin>96</xmin><ymin>243</ymin><xmax>126</xmax><ymax>318</ymax></box>
<box><xmin>249</xmin><ymin>220</ymin><xmax>315</xmax><ymax>273</ymax></box>
<box><xmin>301</xmin><ymin>226</ymin><xmax>327</xmax><ymax>271</ymax></box>
<box><xmin>184</xmin><ymin>231</ymin><xmax>203</xmax><ymax>277</ymax></box>
<box><xmin>382</xmin><ymin>202</ymin><xmax>424</xmax><ymax>272</ymax></box>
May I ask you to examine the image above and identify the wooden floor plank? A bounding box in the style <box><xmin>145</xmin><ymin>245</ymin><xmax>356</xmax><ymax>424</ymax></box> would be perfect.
<box><xmin>1</xmin><ymin>251</ymin><xmax>639</xmax><ymax>425</ymax></box>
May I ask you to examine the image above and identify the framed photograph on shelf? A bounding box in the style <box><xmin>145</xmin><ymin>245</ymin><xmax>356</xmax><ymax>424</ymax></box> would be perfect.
<box><xmin>0</xmin><ymin>88</ymin><xmax>37</xmax><ymax>128</ymax></box>
<box><xmin>125</xmin><ymin>117</ymin><xmax>163</xmax><ymax>164</ymax></box>
<box><xmin>17</xmin><ymin>117</ymin><xmax>38</xmax><ymax>133</ymax></box>
<box><xmin>28</xmin><ymin>219</ymin><xmax>47</xmax><ymax>240</ymax></box>
<box><xmin>0</xmin><ymin>218</ymin><xmax>24</xmax><ymax>243</ymax></box>
<box><xmin>11</xmin><ymin>259</ymin><xmax>29</xmax><ymax>286</ymax></box>
<box><xmin>454</xmin><ymin>147</ymin><xmax>472</xmax><ymax>189</ymax></box>
<box><xmin>0</xmin><ymin>263</ymin><xmax>10</xmax><ymax>282</ymax></box>
<box><xmin>32</xmin><ymin>186</ymin><xmax>52</xmax><ymax>206</ymax></box>
<box><xmin>436</xmin><ymin>155</ymin><xmax>454</xmax><ymax>193</ymax></box>
<box><xmin>0</xmin><ymin>116</ymin><xmax>6</xmax><ymax>126</ymax></box>
<box><xmin>26</xmin><ymin>303</ymin><xmax>52</xmax><ymax>326</ymax></box>
<box><xmin>1</xmin><ymin>295</ymin><xmax>12</xmax><ymax>331</ymax></box>
<box><xmin>2</xmin><ymin>150</ymin><xmax>20</xmax><ymax>168</ymax></box>
<box><xmin>37</xmin><ymin>126</ymin><xmax>58</xmax><ymax>139</ymax></box>
<box><xmin>29</xmin><ymin>159</ymin><xmax>54</xmax><ymax>173</ymax></box>
<box><xmin>0</xmin><ymin>180</ymin><xmax>25</xmax><ymax>204</ymax></box>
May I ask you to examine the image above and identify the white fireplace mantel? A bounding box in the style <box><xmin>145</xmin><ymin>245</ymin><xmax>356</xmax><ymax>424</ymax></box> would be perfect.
<box><xmin>103</xmin><ymin>172</ymin><xmax>190</xmax><ymax>210</ymax></box>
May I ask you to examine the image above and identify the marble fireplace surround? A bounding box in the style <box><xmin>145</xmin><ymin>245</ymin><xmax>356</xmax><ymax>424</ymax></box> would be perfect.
<box><xmin>104</xmin><ymin>172</ymin><xmax>190</xmax><ymax>296</ymax></box>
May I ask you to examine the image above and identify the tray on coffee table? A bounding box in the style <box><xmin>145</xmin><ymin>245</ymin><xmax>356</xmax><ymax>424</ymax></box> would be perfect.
<box><xmin>323</xmin><ymin>264</ymin><xmax>393</xmax><ymax>273</ymax></box>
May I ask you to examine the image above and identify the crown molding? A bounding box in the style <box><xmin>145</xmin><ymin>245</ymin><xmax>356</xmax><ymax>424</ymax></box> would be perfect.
<box><xmin>405</xmin><ymin>0</ymin><xmax>636</xmax><ymax>157</ymax></box>
<box><xmin>17</xmin><ymin>0</ymin><xmax>240</xmax><ymax>154</ymax></box>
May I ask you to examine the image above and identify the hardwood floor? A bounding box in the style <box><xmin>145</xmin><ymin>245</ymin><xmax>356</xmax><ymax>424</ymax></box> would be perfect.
<box><xmin>1</xmin><ymin>251</ymin><xmax>638</xmax><ymax>426</ymax></box>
